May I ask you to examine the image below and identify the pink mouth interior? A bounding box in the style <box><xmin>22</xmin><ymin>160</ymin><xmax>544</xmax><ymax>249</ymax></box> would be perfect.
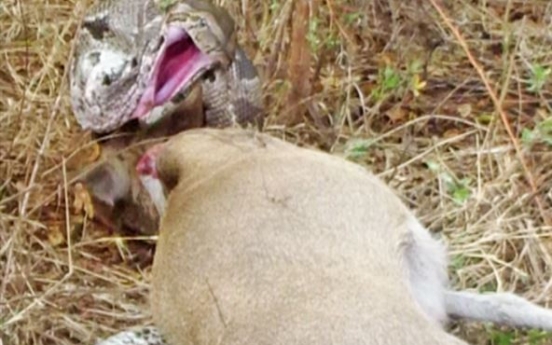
<box><xmin>132</xmin><ymin>27</ymin><xmax>213</xmax><ymax>119</ymax></box>
<box><xmin>154</xmin><ymin>34</ymin><xmax>204</xmax><ymax>104</ymax></box>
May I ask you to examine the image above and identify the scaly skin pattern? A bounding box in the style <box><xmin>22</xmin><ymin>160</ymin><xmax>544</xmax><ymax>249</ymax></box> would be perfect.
<box><xmin>69</xmin><ymin>0</ymin><xmax>263</xmax><ymax>133</ymax></box>
<box><xmin>94</xmin><ymin>326</ymin><xmax>166</xmax><ymax>345</ymax></box>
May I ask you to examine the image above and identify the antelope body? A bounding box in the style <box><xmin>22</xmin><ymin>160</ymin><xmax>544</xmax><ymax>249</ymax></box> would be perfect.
<box><xmin>143</xmin><ymin>128</ymin><xmax>552</xmax><ymax>345</ymax></box>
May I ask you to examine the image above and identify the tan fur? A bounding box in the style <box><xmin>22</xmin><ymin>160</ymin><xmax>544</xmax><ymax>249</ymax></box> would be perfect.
<box><xmin>150</xmin><ymin>128</ymin><xmax>470</xmax><ymax>345</ymax></box>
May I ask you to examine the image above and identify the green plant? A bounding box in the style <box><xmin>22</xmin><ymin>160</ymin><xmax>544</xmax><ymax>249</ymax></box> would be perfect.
<box><xmin>425</xmin><ymin>160</ymin><xmax>472</xmax><ymax>205</ymax></box>
<box><xmin>344</xmin><ymin>138</ymin><xmax>375</xmax><ymax>160</ymax></box>
<box><xmin>371</xmin><ymin>66</ymin><xmax>402</xmax><ymax>101</ymax></box>
<box><xmin>158</xmin><ymin>0</ymin><xmax>177</xmax><ymax>11</ymax></box>
<box><xmin>521</xmin><ymin>117</ymin><xmax>552</xmax><ymax>147</ymax></box>
<box><xmin>490</xmin><ymin>330</ymin><xmax>515</xmax><ymax>345</ymax></box>
<box><xmin>371</xmin><ymin>59</ymin><xmax>426</xmax><ymax>101</ymax></box>
<box><xmin>527</xmin><ymin>64</ymin><xmax>551</xmax><ymax>93</ymax></box>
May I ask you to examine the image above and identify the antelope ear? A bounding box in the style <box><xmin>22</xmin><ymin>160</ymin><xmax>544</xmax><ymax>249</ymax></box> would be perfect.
<box><xmin>82</xmin><ymin>157</ymin><xmax>131</xmax><ymax>207</ymax></box>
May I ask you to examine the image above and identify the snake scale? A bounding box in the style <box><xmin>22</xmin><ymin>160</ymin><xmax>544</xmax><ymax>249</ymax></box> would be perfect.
<box><xmin>68</xmin><ymin>0</ymin><xmax>263</xmax><ymax>343</ymax></box>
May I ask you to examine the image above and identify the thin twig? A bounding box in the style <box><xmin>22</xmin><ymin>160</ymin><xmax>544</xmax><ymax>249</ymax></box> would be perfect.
<box><xmin>4</xmin><ymin>160</ymin><xmax>76</xmax><ymax>327</ymax></box>
<box><xmin>428</xmin><ymin>0</ymin><xmax>551</xmax><ymax>226</ymax></box>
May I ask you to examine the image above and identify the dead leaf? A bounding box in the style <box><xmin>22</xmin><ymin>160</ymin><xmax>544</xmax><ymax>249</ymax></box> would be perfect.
<box><xmin>443</xmin><ymin>128</ymin><xmax>462</xmax><ymax>139</ymax></box>
<box><xmin>376</xmin><ymin>52</ymin><xmax>398</xmax><ymax>68</ymax></box>
<box><xmin>48</xmin><ymin>224</ymin><xmax>66</xmax><ymax>247</ymax></box>
<box><xmin>73</xmin><ymin>182</ymin><xmax>95</xmax><ymax>218</ymax></box>
<box><xmin>411</xmin><ymin>74</ymin><xmax>426</xmax><ymax>97</ymax></box>
<box><xmin>457</xmin><ymin>104</ymin><xmax>472</xmax><ymax>118</ymax></box>
<box><xmin>66</xmin><ymin>142</ymin><xmax>102</xmax><ymax>170</ymax></box>
<box><xmin>6</xmin><ymin>274</ymin><xmax>28</xmax><ymax>295</ymax></box>
<box><xmin>14</xmin><ymin>181</ymin><xmax>26</xmax><ymax>192</ymax></box>
<box><xmin>385</xmin><ymin>104</ymin><xmax>408</xmax><ymax>123</ymax></box>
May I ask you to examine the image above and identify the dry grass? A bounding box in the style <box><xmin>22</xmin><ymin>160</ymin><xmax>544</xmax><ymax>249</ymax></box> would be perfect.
<box><xmin>2</xmin><ymin>0</ymin><xmax>552</xmax><ymax>344</ymax></box>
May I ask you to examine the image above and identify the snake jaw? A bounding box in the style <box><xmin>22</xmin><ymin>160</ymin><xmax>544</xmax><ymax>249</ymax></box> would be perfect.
<box><xmin>132</xmin><ymin>25</ymin><xmax>216</xmax><ymax>120</ymax></box>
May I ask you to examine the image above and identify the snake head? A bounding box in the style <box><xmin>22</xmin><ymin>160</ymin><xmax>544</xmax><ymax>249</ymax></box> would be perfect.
<box><xmin>70</xmin><ymin>0</ymin><xmax>238</xmax><ymax>133</ymax></box>
<box><xmin>70</xmin><ymin>46</ymin><xmax>144</xmax><ymax>133</ymax></box>
<box><xmin>69</xmin><ymin>0</ymin><xmax>163</xmax><ymax>133</ymax></box>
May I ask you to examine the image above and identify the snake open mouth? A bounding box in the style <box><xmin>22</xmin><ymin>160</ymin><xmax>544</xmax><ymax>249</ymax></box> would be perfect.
<box><xmin>132</xmin><ymin>26</ymin><xmax>215</xmax><ymax>119</ymax></box>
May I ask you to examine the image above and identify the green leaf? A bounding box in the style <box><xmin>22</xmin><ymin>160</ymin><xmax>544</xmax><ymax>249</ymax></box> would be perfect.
<box><xmin>522</xmin><ymin>117</ymin><xmax>552</xmax><ymax>147</ymax></box>
<box><xmin>158</xmin><ymin>0</ymin><xmax>178</xmax><ymax>12</ymax></box>
<box><xmin>382</xmin><ymin>66</ymin><xmax>401</xmax><ymax>91</ymax></box>
<box><xmin>527</xmin><ymin>64</ymin><xmax>551</xmax><ymax>93</ymax></box>
<box><xmin>344</xmin><ymin>12</ymin><xmax>362</xmax><ymax>25</ymax></box>
<box><xmin>450</xmin><ymin>254</ymin><xmax>466</xmax><ymax>270</ymax></box>
<box><xmin>528</xmin><ymin>329</ymin><xmax>551</xmax><ymax>345</ymax></box>
<box><xmin>491</xmin><ymin>330</ymin><xmax>514</xmax><ymax>345</ymax></box>
<box><xmin>521</xmin><ymin>127</ymin><xmax>536</xmax><ymax>146</ymax></box>
<box><xmin>425</xmin><ymin>160</ymin><xmax>440</xmax><ymax>173</ymax></box>
<box><xmin>345</xmin><ymin>139</ymin><xmax>374</xmax><ymax>160</ymax></box>
<box><xmin>452</xmin><ymin>184</ymin><xmax>471</xmax><ymax>205</ymax></box>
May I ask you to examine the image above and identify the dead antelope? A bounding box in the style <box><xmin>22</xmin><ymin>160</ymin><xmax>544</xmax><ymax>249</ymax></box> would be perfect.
<box><xmin>97</xmin><ymin>127</ymin><xmax>552</xmax><ymax>345</ymax></box>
